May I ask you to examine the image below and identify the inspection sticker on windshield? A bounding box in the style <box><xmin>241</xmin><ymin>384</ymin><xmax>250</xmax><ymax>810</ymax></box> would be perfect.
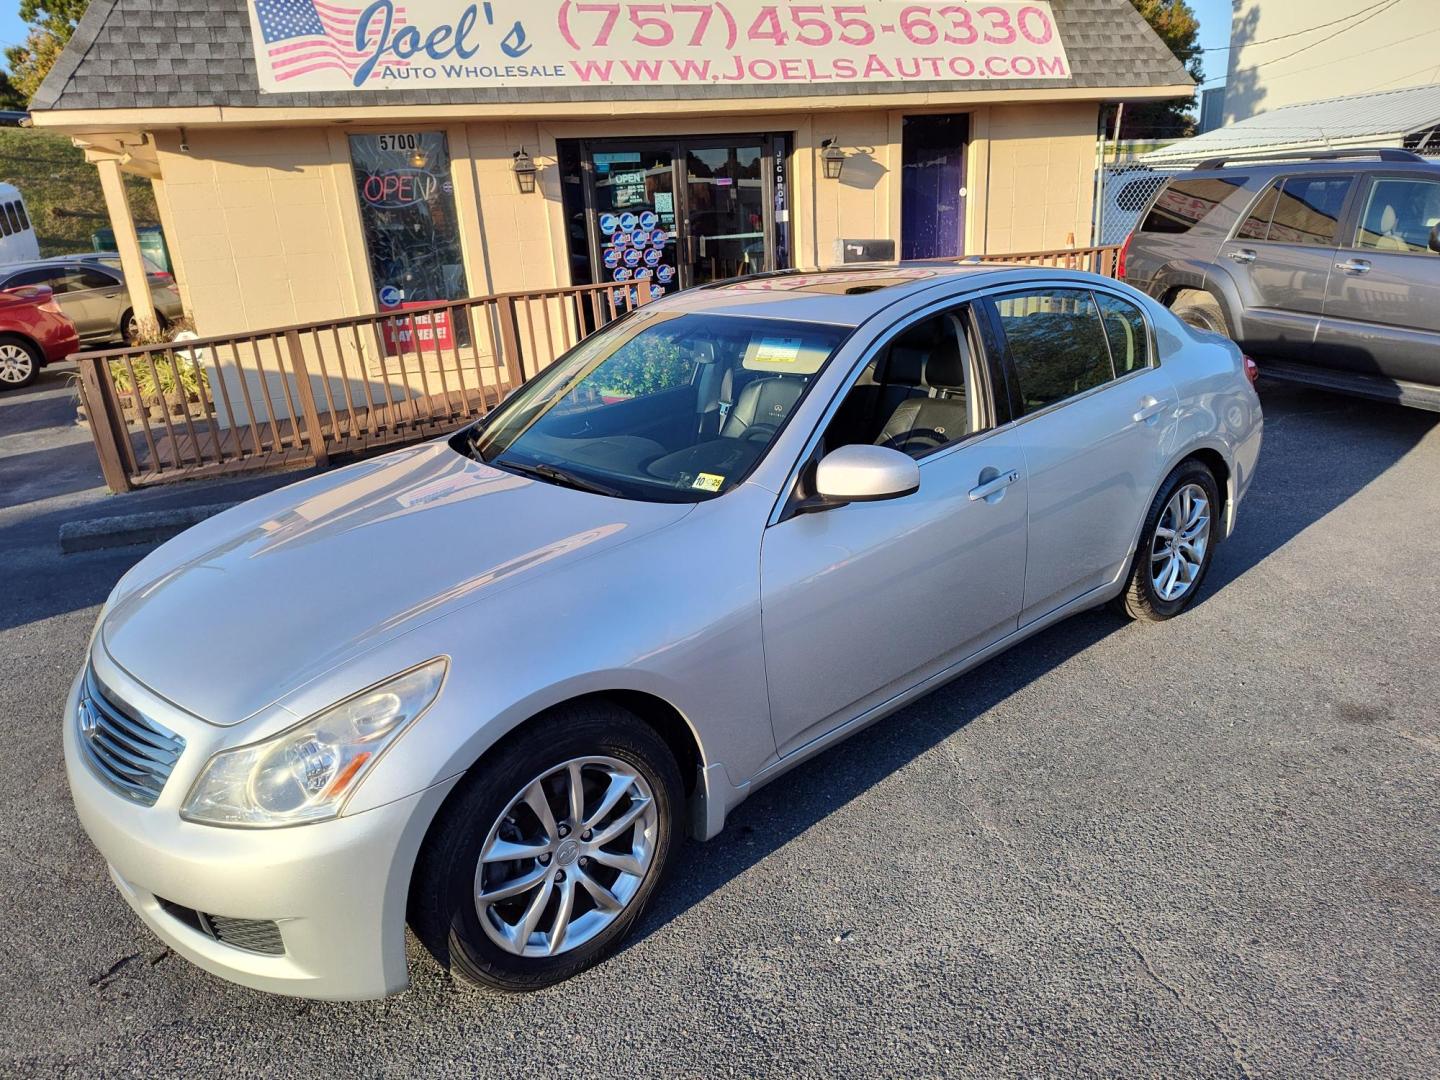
<box><xmin>752</xmin><ymin>337</ymin><xmax>804</xmax><ymax>364</ymax></box>
<box><xmin>692</xmin><ymin>473</ymin><xmax>725</xmax><ymax>492</ymax></box>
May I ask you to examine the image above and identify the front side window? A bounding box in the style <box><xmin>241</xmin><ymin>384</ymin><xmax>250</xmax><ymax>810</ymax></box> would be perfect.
<box><xmin>990</xmin><ymin>289</ymin><xmax>1115</xmax><ymax>415</ymax></box>
<box><xmin>0</xmin><ymin>203</ymin><xmax>13</xmax><ymax>237</ymax></box>
<box><xmin>465</xmin><ymin>311</ymin><xmax>848</xmax><ymax>501</ymax></box>
<box><xmin>1265</xmin><ymin>177</ymin><xmax>1353</xmax><ymax>246</ymax></box>
<box><xmin>817</xmin><ymin>310</ymin><xmax>982</xmax><ymax>460</ymax></box>
<box><xmin>13</xmin><ymin>201</ymin><xmax>27</xmax><ymax>230</ymax></box>
<box><xmin>1353</xmin><ymin>178</ymin><xmax>1440</xmax><ymax>253</ymax></box>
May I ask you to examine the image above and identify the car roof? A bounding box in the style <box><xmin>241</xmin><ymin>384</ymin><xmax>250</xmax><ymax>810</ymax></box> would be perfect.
<box><xmin>661</xmin><ymin>264</ymin><xmax>1119</xmax><ymax>326</ymax></box>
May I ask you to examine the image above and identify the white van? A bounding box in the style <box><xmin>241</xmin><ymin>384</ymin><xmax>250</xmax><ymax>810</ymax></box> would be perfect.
<box><xmin>0</xmin><ymin>183</ymin><xmax>40</xmax><ymax>266</ymax></box>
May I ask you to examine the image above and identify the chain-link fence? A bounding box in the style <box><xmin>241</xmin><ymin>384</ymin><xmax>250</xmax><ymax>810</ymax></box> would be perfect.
<box><xmin>1094</xmin><ymin>163</ymin><xmax>1182</xmax><ymax>246</ymax></box>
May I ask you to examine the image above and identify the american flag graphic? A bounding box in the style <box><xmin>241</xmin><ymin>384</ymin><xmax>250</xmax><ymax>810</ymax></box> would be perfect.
<box><xmin>254</xmin><ymin>0</ymin><xmax>409</xmax><ymax>83</ymax></box>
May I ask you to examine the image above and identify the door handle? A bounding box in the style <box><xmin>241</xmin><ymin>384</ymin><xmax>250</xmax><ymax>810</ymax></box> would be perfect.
<box><xmin>968</xmin><ymin>468</ymin><xmax>1020</xmax><ymax>502</ymax></box>
<box><xmin>1133</xmin><ymin>396</ymin><xmax>1169</xmax><ymax>423</ymax></box>
<box><xmin>1227</xmin><ymin>249</ymin><xmax>1257</xmax><ymax>264</ymax></box>
<box><xmin>1335</xmin><ymin>259</ymin><xmax>1371</xmax><ymax>274</ymax></box>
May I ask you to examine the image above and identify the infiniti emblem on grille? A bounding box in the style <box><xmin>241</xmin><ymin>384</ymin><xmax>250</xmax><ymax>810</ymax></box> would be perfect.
<box><xmin>77</xmin><ymin>696</ymin><xmax>99</xmax><ymax>737</ymax></box>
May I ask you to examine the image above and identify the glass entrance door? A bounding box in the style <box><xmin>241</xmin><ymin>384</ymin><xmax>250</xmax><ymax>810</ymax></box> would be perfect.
<box><xmin>567</xmin><ymin>134</ymin><xmax>789</xmax><ymax>301</ymax></box>
<box><xmin>592</xmin><ymin>148</ymin><xmax>679</xmax><ymax>301</ymax></box>
<box><xmin>683</xmin><ymin>143</ymin><xmax>765</xmax><ymax>285</ymax></box>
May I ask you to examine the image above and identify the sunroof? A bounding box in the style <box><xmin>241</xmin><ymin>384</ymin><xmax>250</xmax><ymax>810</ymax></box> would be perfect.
<box><xmin>718</xmin><ymin>268</ymin><xmax>939</xmax><ymax>295</ymax></box>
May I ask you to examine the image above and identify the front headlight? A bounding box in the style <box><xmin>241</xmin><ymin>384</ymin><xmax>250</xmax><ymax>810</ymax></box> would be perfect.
<box><xmin>181</xmin><ymin>658</ymin><xmax>447</xmax><ymax>828</ymax></box>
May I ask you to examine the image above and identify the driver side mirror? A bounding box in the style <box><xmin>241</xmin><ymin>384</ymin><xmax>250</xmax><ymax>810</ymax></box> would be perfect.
<box><xmin>796</xmin><ymin>444</ymin><xmax>920</xmax><ymax>514</ymax></box>
<box><xmin>1429</xmin><ymin>224</ymin><xmax>1440</xmax><ymax>254</ymax></box>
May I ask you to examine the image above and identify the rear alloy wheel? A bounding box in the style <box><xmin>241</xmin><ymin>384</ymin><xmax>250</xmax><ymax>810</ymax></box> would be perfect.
<box><xmin>0</xmin><ymin>335</ymin><xmax>39</xmax><ymax>389</ymax></box>
<box><xmin>410</xmin><ymin>702</ymin><xmax>682</xmax><ymax>991</ymax></box>
<box><xmin>1116</xmin><ymin>461</ymin><xmax>1220</xmax><ymax>621</ymax></box>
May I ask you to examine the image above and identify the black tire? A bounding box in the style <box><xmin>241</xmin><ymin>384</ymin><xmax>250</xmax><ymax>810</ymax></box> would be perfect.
<box><xmin>409</xmin><ymin>701</ymin><xmax>683</xmax><ymax>992</ymax></box>
<box><xmin>1115</xmin><ymin>460</ymin><xmax>1221</xmax><ymax>622</ymax></box>
<box><xmin>120</xmin><ymin>309</ymin><xmax>168</xmax><ymax>345</ymax></box>
<box><xmin>1170</xmin><ymin>290</ymin><xmax>1229</xmax><ymax>338</ymax></box>
<box><xmin>0</xmin><ymin>333</ymin><xmax>41</xmax><ymax>390</ymax></box>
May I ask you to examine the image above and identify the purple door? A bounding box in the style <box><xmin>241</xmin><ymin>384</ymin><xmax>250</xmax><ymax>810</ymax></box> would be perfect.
<box><xmin>901</xmin><ymin>115</ymin><xmax>969</xmax><ymax>261</ymax></box>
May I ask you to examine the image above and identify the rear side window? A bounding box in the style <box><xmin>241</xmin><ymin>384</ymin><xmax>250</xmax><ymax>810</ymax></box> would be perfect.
<box><xmin>2</xmin><ymin>267</ymin><xmax>54</xmax><ymax>288</ymax></box>
<box><xmin>1095</xmin><ymin>293</ymin><xmax>1151</xmax><ymax>374</ymax></box>
<box><xmin>3</xmin><ymin>204</ymin><xmax>18</xmax><ymax>233</ymax></box>
<box><xmin>13</xmin><ymin>202</ymin><xmax>27</xmax><ymax>230</ymax></box>
<box><xmin>0</xmin><ymin>204</ymin><xmax>11</xmax><ymax>237</ymax></box>
<box><xmin>1242</xmin><ymin>177</ymin><xmax>1353</xmax><ymax>246</ymax></box>
<box><xmin>1140</xmin><ymin>177</ymin><xmax>1248</xmax><ymax>234</ymax></box>
<box><xmin>991</xmin><ymin>289</ymin><xmax>1115</xmax><ymax>414</ymax></box>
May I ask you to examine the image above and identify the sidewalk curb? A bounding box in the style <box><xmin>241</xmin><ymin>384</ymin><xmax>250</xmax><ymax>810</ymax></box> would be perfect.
<box><xmin>58</xmin><ymin>502</ymin><xmax>238</xmax><ymax>554</ymax></box>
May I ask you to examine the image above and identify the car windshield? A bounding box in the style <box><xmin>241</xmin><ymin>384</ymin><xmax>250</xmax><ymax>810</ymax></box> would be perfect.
<box><xmin>464</xmin><ymin>310</ymin><xmax>849</xmax><ymax>502</ymax></box>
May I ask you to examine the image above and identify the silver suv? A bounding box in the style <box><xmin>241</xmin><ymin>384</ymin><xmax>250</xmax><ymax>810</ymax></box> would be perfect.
<box><xmin>1121</xmin><ymin>148</ymin><xmax>1440</xmax><ymax>412</ymax></box>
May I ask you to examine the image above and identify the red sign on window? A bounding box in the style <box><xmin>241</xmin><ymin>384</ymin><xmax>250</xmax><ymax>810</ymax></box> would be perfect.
<box><xmin>381</xmin><ymin>302</ymin><xmax>455</xmax><ymax>357</ymax></box>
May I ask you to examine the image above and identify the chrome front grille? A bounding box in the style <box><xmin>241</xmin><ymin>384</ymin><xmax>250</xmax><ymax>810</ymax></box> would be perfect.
<box><xmin>76</xmin><ymin>665</ymin><xmax>185</xmax><ymax>806</ymax></box>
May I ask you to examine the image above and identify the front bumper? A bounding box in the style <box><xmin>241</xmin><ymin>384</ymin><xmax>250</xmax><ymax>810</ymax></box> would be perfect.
<box><xmin>63</xmin><ymin>668</ymin><xmax>459</xmax><ymax>1000</ymax></box>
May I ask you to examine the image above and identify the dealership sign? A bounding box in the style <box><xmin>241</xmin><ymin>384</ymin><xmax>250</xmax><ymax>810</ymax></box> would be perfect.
<box><xmin>248</xmin><ymin>0</ymin><xmax>1071</xmax><ymax>91</ymax></box>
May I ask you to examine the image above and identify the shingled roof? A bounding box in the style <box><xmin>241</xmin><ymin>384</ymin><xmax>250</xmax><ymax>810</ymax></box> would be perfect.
<box><xmin>33</xmin><ymin>0</ymin><xmax>1191</xmax><ymax>113</ymax></box>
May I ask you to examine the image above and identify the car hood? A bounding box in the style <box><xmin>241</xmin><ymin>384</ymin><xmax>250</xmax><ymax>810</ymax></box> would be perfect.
<box><xmin>100</xmin><ymin>442</ymin><xmax>691</xmax><ymax>725</ymax></box>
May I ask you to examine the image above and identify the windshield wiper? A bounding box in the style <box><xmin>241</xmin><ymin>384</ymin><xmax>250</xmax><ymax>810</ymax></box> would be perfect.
<box><xmin>496</xmin><ymin>458</ymin><xmax>623</xmax><ymax>498</ymax></box>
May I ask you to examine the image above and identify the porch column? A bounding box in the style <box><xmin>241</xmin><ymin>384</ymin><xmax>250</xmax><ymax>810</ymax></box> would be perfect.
<box><xmin>95</xmin><ymin>156</ymin><xmax>158</xmax><ymax>334</ymax></box>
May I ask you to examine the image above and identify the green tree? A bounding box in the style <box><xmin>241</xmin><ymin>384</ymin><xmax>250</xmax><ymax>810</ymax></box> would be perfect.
<box><xmin>1120</xmin><ymin>0</ymin><xmax>1206</xmax><ymax>140</ymax></box>
<box><xmin>4</xmin><ymin>0</ymin><xmax>89</xmax><ymax>107</ymax></box>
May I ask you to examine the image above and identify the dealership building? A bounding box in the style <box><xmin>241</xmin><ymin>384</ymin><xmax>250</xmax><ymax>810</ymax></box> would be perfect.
<box><xmin>30</xmin><ymin>0</ymin><xmax>1189</xmax><ymax>339</ymax></box>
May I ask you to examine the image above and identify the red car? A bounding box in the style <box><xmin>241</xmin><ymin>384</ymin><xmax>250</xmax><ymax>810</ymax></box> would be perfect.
<box><xmin>0</xmin><ymin>283</ymin><xmax>79</xmax><ymax>390</ymax></box>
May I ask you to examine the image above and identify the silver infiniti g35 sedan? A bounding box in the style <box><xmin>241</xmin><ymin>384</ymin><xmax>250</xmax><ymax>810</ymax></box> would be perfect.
<box><xmin>65</xmin><ymin>266</ymin><xmax>1262</xmax><ymax>999</ymax></box>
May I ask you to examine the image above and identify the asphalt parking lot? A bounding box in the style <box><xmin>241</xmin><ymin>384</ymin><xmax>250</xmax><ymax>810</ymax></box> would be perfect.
<box><xmin>1</xmin><ymin>376</ymin><xmax>1437</xmax><ymax>1078</ymax></box>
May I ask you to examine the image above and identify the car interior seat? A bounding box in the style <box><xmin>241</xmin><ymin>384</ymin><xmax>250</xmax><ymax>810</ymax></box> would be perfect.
<box><xmin>874</xmin><ymin>324</ymin><xmax>970</xmax><ymax>457</ymax></box>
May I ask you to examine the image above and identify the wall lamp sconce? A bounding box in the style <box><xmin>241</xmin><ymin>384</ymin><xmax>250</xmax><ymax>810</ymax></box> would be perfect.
<box><xmin>820</xmin><ymin>138</ymin><xmax>846</xmax><ymax>181</ymax></box>
<box><xmin>512</xmin><ymin>148</ymin><xmax>538</xmax><ymax>194</ymax></box>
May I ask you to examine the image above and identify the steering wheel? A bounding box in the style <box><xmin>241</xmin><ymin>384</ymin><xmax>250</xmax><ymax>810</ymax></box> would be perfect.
<box><xmin>741</xmin><ymin>422</ymin><xmax>780</xmax><ymax>443</ymax></box>
<box><xmin>880</xmin><ymin>429</ymin><xmax>947</xmax><ymax>454</ymax></box>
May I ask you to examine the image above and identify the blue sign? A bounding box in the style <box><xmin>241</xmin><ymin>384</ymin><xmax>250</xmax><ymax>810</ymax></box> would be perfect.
<box><xmin>648</xmin><ymin>283</ymin><xmax>664</xmax><ymax>300</ymax></box>
<box><xmin>655</xmin><ymin>264</ymin><xmax>675</xmax><ymax>284</ymax></box>
<box><xmin>378</xmin><ymin>284</ymin><xmax>403</xmax><ymax>307</ymax></box>
<box><xmin>651</xmin><ymin>228</ymin><xmax>668</xmax><ymax>246</ymax></box>
<box><xmin>643</xmin><ymin>248</ymin><xmax>661</xmax><ymax>267</ymax></box>
<box><xmin>612</xmin><ymin>232</ymin><xmax>630</xmax><ymax>247</ymax></box>
<box><xmin>634</xmin><ymin>267</ymin><xmax>653</xmax><ymax>280</ymax></box>
<box><xmin>623</xmin><ymin>248</ymin><xmax>642</xmax><ymax>268</ymax></box>
<box><xmin>599</xmin><ymin>213</ymin><xmax>618</xmax><ymax>235</ymax></box>
<box><xmin>638</xmin><ymin>210</ymin><xmax>658</xmax><ymax>231</ymax></box>
<box><xmin>618</xmin><ymin>212</ymin><xmax>638</xmax><ymax>231</ymax></box>
<box><xmin>613</xmin><ymin>267</ymin><xmax>632</xmax><ymax>281</ymax></box>
<box><xmin>602</xmin><ymin>248</ymin><xmax>620</xmax><ymax>269</ymax></box>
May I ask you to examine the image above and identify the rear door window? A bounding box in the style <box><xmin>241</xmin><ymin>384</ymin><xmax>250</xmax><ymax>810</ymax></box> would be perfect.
<box><xmin>1139</xmin><ymin>177</ymin><xmax>1248</xmax><ymax>234</ymax></box>
<box><xmin>1242</xmin><ymin>176</ymin><xmax>1353</xmax><ymax>246</ymax></box>
<box><xmin>989</xmin><ymin>289</ymin><xmax>1116</xmax><ymax>415</ymax></box>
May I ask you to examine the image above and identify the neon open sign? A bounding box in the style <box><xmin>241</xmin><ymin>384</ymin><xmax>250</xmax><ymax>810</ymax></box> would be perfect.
<box><xmin>360</xmin><ymin>168</ymin><xmax>440</xmax><ymax>207</ymax></box>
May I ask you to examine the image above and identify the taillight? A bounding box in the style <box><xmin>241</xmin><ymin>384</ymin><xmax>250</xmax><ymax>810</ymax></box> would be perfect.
<box><xmin>1116</xmin><ymin>232</ymin><xmax>1133</xmax><ymax>279</ymax></box>
<box><xmin>1243</xmin><ymin>354</ymin><xmax>1258</xmax><ymax>386</ymax></box>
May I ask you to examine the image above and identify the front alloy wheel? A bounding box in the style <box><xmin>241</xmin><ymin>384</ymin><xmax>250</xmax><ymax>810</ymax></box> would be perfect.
<box><xmin>410</xmin><ymin>701</ymin><xmax>681</xmax><ymax>991</ymax></box>
<box><xmin>475</xmin><ymin>756</ymin><xmax>658</xmax><ymax>957</ymax></box>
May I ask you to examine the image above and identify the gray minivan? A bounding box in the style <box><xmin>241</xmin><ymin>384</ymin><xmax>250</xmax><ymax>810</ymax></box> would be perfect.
<box><xmin>1122</xmin><ymin>148</ymin><xmax>1440</xmax><ymax>411</ymax></box>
